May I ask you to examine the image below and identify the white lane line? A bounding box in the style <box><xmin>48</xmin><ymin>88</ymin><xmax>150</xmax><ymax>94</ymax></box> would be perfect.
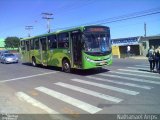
<box><xmin>16</xmin><ymin>92</ymin><xmax>59</xmax><ymax>114</ymax></box>
<box><xmin>118</xmin><ymin>69</ymin><xmax>157</xmax><ymax>74</ymax></box>
<box><xmin>109</xmin><ymin>71</ymin><xmax>160</xmax><ymax>79</ymax></box>
<box><xmin>0</xmin><ymin>71</ymin><xmax>57</xmax><ymax>83</ymax></box>
<box><xmin>55</xmin><ymin>82</ymin><xmax>122</xmax><ymax>103</ymax></box>
<box><xmin>135</xmin><ymin>65</ymin><xmax>150</xmax><ymax>67</ymax></box>
<box><xmin>35</xmin><ymin>86</ymin><xmax>102</xmax><ymax>114</ymax></box>
<box><xmin>87</xmin><ymin>76</ymin><xmax>152</xmax><ymax>90</ymax></box>
<box><xmin>99</xmin><ymin>74</ymin><xmax>160</xmax><ymax>85</ymax></box>
<box><xmin>127</xmin><ymin>67</ymin><xmax>149</xmax><ymax>70</ymax></box>
<box><xmin>71</xmin><ymin>79</ymin><xmax>139</xmax><ymax>95</ymax></box>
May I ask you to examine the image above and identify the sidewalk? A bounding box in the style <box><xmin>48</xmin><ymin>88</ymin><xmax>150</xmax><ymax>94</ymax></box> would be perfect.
<box><xmin>0</xmin><ymin>84</ymin><xmax>46</xmax><ymax>114</ymax></box>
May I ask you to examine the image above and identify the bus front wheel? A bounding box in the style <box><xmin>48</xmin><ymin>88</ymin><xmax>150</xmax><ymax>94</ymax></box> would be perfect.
<box><xmin>62</xmin><ymin>59</ymin><xmax>71</xmax><ymax>73</ymax></box>
<box><xmin>32</xmin><ymin>57</ymin><xmax>37</xmax><ymax>67</ymax></box>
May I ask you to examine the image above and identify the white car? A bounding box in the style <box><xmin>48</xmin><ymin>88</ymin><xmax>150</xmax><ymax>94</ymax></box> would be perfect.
<box><xmin>1</xmin><ymin>53</ymin><xmax>18</xmax><ymax>64</ymax></box>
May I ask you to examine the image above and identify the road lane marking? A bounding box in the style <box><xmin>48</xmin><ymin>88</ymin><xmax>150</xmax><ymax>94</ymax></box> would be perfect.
<box><xmin>135</xmin><ymin>65</ymin><xmax>149</xmax><ymax>67</ymax></box>
<box><xmin>127</xmin><ymin>67</ymin><xmax>149</xmax><ymax>70</ymax></box>
<box><xmin>127</xmin><ymin>67</ymin><xmax>149</xmax><ymax>71</ymax></box>
<box><xmin>99</xmin><ymin>74</ymin><xmax>160</xmax><ymax>85</ymax></box>
<box><xmin>35</xmin><ymin>86</ymin><xmax>102</xmax><ymax>114</ymax></box>
<box><xmin>0</xmin><ymin>71</ymin><xmax>57</xmax><ymax>83</ymax></box>
<box><xmin>16</xmin><ymin>92</ymin><xmax>59</xmax><ymax>114</ymax></box>
<box><xmin>118</xmin><ymin>69</ymin><xmax>157</xmax><ymax>74</ymax></box>
<box><xmin>71</xmin><ymin>79</ymin><xmax>139</xmax><ymax>95</ymax></box>
<box><xmin>87</xmin><ymin>76</ymin><xmax>152</xmax><ymax>90</ymax></box>
<box><xmin>109</xmin><ymin>71</ymin><xmax>160</xmax><ymax>79</ymax></box>
<box><xmin>55</xmin><ymin>82</ymin><xmax>122</xmax><ymax>103</ymax></box>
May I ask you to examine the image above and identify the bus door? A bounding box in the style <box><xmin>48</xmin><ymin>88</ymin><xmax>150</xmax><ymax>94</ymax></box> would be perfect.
<box><xmin>39</xmin><ymin>37</ymin><xmax>48</xmax><ymax>66</ymax></box>
<box><xmin>71</xmin><ymin>31</ymin><xmax>82</xmax><ymax>68</ymax></box>
<box><xmin>20</xmin><ymin>41</ymin><xmax>26</xmax><ymax>62</ymax></box>
<box><xmin>25</xmin><ymin>40</ymin><xmax>30</xmax><ymax>62</ymax></box>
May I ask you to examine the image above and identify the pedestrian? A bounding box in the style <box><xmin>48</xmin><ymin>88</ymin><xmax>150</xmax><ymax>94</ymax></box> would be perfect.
<box><xmin>157</xmin><ymin>46</ymin><xmax>160</xmax><ymax>74</ymax></box>
<box><xmin>127</xmin><ymin>45</ymin><xmax>131</xmax><ymax>57</ymax></box>
<box><xmin>154</xmin><ymin>47</ymin><xmax>160</xmax><ymax>72</ymax></box>
<box><xmin>147</xmin><ymin>45</ymin><xmax>155</xmax><ymax>72</ymax></box>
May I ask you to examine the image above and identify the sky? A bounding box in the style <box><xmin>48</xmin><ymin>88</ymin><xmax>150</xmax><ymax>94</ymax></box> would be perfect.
<box><xmin>0</xmin><ymin>0</ymin><xmax>160</xmax><ymax>39</ymax></box>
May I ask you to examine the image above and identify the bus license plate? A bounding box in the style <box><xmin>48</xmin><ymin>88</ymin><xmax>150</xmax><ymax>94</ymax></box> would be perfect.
<box><xmin>100</xmin><ymin>62</ymin><xmax>106</xmax><ymax>65</ymax></box>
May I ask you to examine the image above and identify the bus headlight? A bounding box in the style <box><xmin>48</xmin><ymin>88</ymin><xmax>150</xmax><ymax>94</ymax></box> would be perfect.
<box><xmin>85</xmin><ymin>57</ymin><xmax>91</xmax><ymax>62</ymax></box>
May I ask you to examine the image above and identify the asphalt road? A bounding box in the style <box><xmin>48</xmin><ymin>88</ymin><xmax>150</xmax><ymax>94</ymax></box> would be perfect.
<box><xmin>0</xmin><ymin>58</ymin><xmax>160</xmax><ymax>120</ymax></box>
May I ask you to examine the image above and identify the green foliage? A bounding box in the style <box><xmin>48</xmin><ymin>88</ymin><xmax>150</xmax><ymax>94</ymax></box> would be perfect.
<box><xmin>4</xmin><ymin>37</ymin><xmax>20</xmax><ymax>49</ymax></box>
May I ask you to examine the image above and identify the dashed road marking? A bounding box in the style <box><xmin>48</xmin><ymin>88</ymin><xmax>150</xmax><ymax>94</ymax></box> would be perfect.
<box><xmin>55</xmin><ymin>82</ymin><xmax>123</xmax><ymax>103</ymax></box>
<box><xmin>99</xmin><ymin>74</ymin><xmax>160</xmax><ymax>85</ymax></box>
<box><xmin>0</xmin><ymin>71</ymin><xmax>57</xmax><ymax>83</ymax></box>
<box><xmin>127</xmin><ymin>67</ymin><xmax>149</xmax><ymax>70</ymax></box>
<box><xmin>118</xmin><ymin>69</ymin><xmax>157</xmax><ymax>74</ymax></box>
<box><xmin>16</xmin><ymin>92</ymin><xmax>59</xmax><ymax>114</ymax></box>
<box><xmin>134</xmin><ymin>65</ymin><xmax>150</xmax><ymax>67</ymax></box>
<box><xmin>35</xmin><ymin>86</ymin><xmax>102</xmax><ymax>114</ymax></box>
<box><xmin>109</xmin><ymin>71</ymin><xmax>160</xmax><ymax>79</ymax></box>
<box><xmin>71</xmin><ymin>79</ymin><xmax>139</xmax><ymax>95</ymax></box>
<box><xmin>87</xmin><ymin>76</ymin><xmax>153</xmax><ymax>90</ymax></box>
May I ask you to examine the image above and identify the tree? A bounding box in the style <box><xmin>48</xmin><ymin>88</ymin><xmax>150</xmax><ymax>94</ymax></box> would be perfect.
<box><xmin>4</xmin><ymin>37</ymin><xmax>20</xmax><ymax>50</ymax></box>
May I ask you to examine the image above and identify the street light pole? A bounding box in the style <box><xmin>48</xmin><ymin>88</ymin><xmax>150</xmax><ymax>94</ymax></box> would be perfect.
<box><xmin>144</xmin><ymin>22</ymin><xmax>146</xmax><ymax>37</ymax></box>
<box><xmin>42</xmin><ymin>13</ymin><xmax>53</xmax><ymax>33</ymax></box>
<box><xmin>25</xmin><ymin>26</ymin><xmax>33</xmax><ymax>37</ymax></box>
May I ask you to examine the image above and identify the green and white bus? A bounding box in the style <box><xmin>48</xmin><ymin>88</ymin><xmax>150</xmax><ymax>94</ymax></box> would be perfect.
<box><xmin>20</xmin><ymin>25</ymin><xmax>112</xmax><ymax>72</ymax></box>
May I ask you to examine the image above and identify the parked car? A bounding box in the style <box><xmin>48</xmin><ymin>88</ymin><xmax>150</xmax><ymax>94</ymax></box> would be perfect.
<box><xmin>0</xmin><ymin>50</ymin><xmax>10</xmax><ymax>59</ymax></box>
<box><xmin>0</xmin><ymin>50</ymin><xmax>10</xmax><ymax>55</ymax></box>
<box><xmin>0</xmin><ymin>53</ymin><xmax>18</xmax><ymax>64</ymax></box>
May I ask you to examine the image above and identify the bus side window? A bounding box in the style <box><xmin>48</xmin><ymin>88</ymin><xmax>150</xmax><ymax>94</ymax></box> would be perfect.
<box><xmin>57</xmin><ymin>33</ymin><xmax>69</xmax><ymax>49</ymax></box>
<box><xmin>30</xmin><ymin>39</ymin><xmax>34</xmax><ymax>50</ymax></box>
<box><xmin>21</xmin><ymin>41</ymin><xmax>25</xmax><ymax>50</ymax></box>
<box><xmin>26</xmin><ymin>41</ymin><xmax>30</xmax><ymax>51</ymax></box>
<box><xmin>48</xmin><ymin>35</ymin><xmax>57</xmax><ymax>49</ymax></box>
<box><xmin>34</xmin><ymin>38</ymin><xmax>39</xmax><ymax>50</ymax></box>
<box><xmin>40</xmin><ymin>37</ymin><xmax>47</xmax><ymax>51</ymax></box>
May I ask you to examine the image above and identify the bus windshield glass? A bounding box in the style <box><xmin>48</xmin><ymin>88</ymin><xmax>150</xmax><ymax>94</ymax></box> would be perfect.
<box><xmin>82</xmin><ymin>33</ymin><xmax>110</xmax><ymax>53</ymax></box>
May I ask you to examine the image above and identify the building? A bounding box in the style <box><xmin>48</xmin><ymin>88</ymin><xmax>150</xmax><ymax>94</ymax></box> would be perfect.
<box><xmin>139</xmin><ymin>35</ymin><xmax>160</xmax><ymax>56</ymax></box>
<box><xmin>112</xmin><ymin>37</ymin><xmax>141</xmax><ymax>58</ymax></box>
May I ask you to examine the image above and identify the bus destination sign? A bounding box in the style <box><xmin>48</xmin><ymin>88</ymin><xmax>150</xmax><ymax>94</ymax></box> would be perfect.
<box><xmin>85</xmin><ymin>27</ymin><xmax>107</xmax><ymax>32</ymax></box>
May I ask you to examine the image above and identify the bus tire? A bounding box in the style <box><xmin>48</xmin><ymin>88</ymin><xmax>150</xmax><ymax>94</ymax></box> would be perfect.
<box><xmin>32</xmin><ymin>57</ymin><xmax>37</xmax><ymax>67</ymax></box>
<box><xmin>62</xmin><ymin>59</ymin><xmax>71</xmax><ymax>73</ymax></box>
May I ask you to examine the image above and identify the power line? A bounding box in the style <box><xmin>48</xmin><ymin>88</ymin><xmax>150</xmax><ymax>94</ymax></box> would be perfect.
<box><xmin>53</xmin><ymin>7</ymin><xmax>160</xmax><ymax>31</ymax></box>
<box><xmin>99</xmin><ymin>11</ymin><xmax>160</xmax><ymax>25</ymax></box>
<box><xmin>88</xmin><ymin>7</ymin><xmax>160</xmax><ymax>24</ymax></box>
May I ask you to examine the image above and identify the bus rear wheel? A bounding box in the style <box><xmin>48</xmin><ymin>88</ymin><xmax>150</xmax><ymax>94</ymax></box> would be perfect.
<box><xmin>62</xmin><ymin>59</ymin><xmax>71</xmax><ymax>73</ymax></box>
<box><xmin>32</xmin><ymin>57</ymin><xmax>37</xmax><ymax>67</ymax></box>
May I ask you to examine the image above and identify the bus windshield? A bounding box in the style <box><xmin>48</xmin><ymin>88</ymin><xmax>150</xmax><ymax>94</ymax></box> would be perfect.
<box><xmin>82</xmin><ymin>33</ymin><xmax>111</xmax><ymax>53</ymax></box>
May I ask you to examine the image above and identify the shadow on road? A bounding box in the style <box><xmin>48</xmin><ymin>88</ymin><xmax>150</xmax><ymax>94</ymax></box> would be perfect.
<box><xmin>70</xmin><ymin>68</ymin><xmax>110</xmax><ymax>76</ymax></box>
<box><xmin>22</xmin><ymin>63</ymin><xmax>110</xmax><ymax>76</ymax></box>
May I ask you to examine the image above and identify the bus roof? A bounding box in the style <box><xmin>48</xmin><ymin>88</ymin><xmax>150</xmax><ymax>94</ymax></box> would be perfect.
<box><xmin>21</xmin><ymin>25</ymin><xmax>109</xmax><ymax>41</ymax></box>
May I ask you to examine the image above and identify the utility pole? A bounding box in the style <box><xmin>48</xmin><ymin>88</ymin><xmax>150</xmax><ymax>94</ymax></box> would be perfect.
<box><xmin>25</xmin><ymin>26</ymin><xmax>33</xmax><ymax>37</ymax></box>
<box><xmin>42</xmin><ymin>13</ymin><xmax>53</xmax><ymax>33</ymax></box>
<box><xmin>144</xmin><ymin>22</ymin><xmax>146</xmax><ymax>37</ymax></box>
